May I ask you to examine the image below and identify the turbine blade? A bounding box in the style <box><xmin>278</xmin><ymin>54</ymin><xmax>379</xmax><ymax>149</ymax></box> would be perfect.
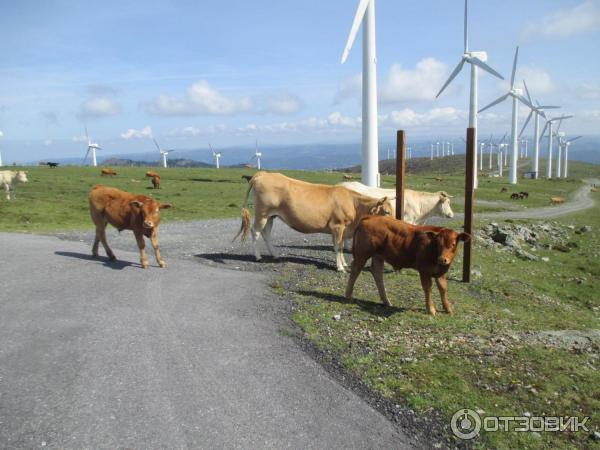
<box><xmin>523</xmin><ymin>79</ymin><xmax>532</xmax><ymax>104</ymax></box>
<box><xmin>519</xmin><ymin>110</ymin><xmax>533</xmax><ymax>138</ymax></box>
<box><xmin>436</xmin><ymin>58</ymin><xmax>465</xmax><ymax>98</ymax></box>
<box><xmin>501</xmin><ymin>132</ymin><xmax>507</xmax><ymax>144</ymax></box>
<box><xmin>85</xmin><ymin>126</ymin><xmax>89</xmax><ymax>143</ymax></box>
<box><xmin>341</xmin><ymin>0</ymin><xmax>370</xmax><ymax>64</ymax></box>
<box><xmin>478</xmin><ymin>93</ymin><xmax>509</xmax><ymax>113</ymax></box>
<box><xmin>510</xmin><ymin>46</ymin><xmax>519</xmax><ymax>89</ymax></box>
<box><xmin>463</xmin><ymin>0</ymin><xmax>468</xmax><ymax>53</ymax></box>
<box><xmin>569</xmin><ymin>136</ymin><xmax>582</xmax><ymax>143</ymax></box>
<box><xmin>153</xmin><ymin>138</ymin><xmax>161</xmax><ymax>152</ymax></box>
<box><xmin>516</xmin><ymin>94</ymin><xmax>534</xmax><ymax>110</ymax></box>
<box><xmin>83</xmin><ymin>148</ymin><xmax>90</xmax><ymax>164</ymax></box>
<box><xmin>539</xmin><ymin>122</ymin><xmax>549</xmax><ymax>141</ymax></box>
<box><xmin>469</xmin><ymin>56</ymin><xmax>504</xmax><ymax>80</ymax></box>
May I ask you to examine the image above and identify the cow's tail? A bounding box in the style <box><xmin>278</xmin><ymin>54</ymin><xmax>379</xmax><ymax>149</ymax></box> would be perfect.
<box><xmin>232</xmin><ymin>177</ymin><xmax>255</xmax><ymax>242</ymax></box>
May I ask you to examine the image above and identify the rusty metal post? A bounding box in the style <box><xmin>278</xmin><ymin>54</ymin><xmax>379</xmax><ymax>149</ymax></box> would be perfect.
<box><xmin>395</xmin><ymin>130</ymin><xmax>406</xmax><ymax>220</ymax></box>
<box><xmin>463</xmin><ymin>127</ymin><xmax>476</xmax><ymax>282</ymax></box>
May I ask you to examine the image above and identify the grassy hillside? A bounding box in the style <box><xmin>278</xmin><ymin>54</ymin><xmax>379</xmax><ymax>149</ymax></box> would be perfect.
<box><xmin>0</xmin><ymin>164</ymin><xmax>598</xmax><ymax>232</ymax></box>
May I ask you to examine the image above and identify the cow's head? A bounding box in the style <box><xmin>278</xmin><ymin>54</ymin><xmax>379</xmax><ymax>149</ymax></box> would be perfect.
<box><xmin>369</xmin><ymin>196</ymin><xmax>394</xmax><ymax>216</ymax></box>
<box><xmin>130</xmin><ymin>198</ymin><xmax>172</xmax><ymax>230</ymax></box>
<box><xmin>437</xmin><ymin>192</ymin><xmax>454</xmax><ymax>218</ymax></box>
<box><xmin>422</xmin><ymin>228</ymin><xmax>470</xmax><ymax>266</ymax></box>
<box><xmin>16</xmin><ymin>171</ymin><xmax>28</xmax><ymax>183</ymax></box>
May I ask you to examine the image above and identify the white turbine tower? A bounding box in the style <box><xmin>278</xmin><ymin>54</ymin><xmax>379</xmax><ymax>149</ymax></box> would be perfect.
<box><xmin>153</xmin><ymin>138</ymin><xmax>175</xmax><ymax>168</ymax></box>
<box><xmin>479</xmin><ymin>47</ymin><xmax>533</xmax><ymax>185</ymax></box>
<box><xmin>0</xmin><ymin>130</ymin><xmax>3</xmax><ymax>166</ymax></box>
<box><xmin>341</xmin><ymin>0</ymin><xmax>379</xmax><ymax>187</ymax></box>
<box><xmin>210</xmin><ymin>144</ymin><xmax>221</xmax><ymax>169</ymax></box>
<box><xmin>252</xmin><ymin>141</ymin><xmax>262</xmax><ymax>170</ymax></box>
<box><xmin>553</xmin><ymin>117</ymin><xmax>573</xmax><ymax>178</ymax></box>
<box><xmin>539</xmin><ymin>115</ymin><xmax>572</xmax><ymax>179</ymax></box>
<box><xmin>519</xmin><ymin>80</ymin><xmax>559</xmax><ymax>179</ymax></box>
<box><xmin>561</xmin><ymin>135</ymin><xmax>581</xmax><ymax>178</ymax></box>
<box><xmin>82</xmin><ymin>127</ymin><xmax>102</xmax><ymax>167</ymax></box>
<box><xmin>436</xmin><ymin>0</ymin><xmax>504</xmax><ymax>188</ymax></box>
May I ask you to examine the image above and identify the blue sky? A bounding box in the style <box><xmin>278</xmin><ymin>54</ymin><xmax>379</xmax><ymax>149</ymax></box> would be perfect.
<box><xmin>1</xmin><ymin>0</ymin><xmax>599</xmax><ymax>162</ymax></box>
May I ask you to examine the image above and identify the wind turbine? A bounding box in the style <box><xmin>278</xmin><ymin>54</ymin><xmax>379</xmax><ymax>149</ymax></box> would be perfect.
<box><xmin>479</xmin><ymin>47</ymin><xmax>533</xmax><ymax>185</ymax></box>
<box><xmin>553</xmin><ymin>117</ymin><xmax>573</xmax><ymax>178</ymax></box>
<box><xmin>251</xmin><ymin>141</ymin><xmax>262</xmax><ymax>170</ymax></box>
<box><xmin>487</xmin><ymin>134</ymin><xmax>494</xmax><ymax>170</ymax></box>
<box><xmin>210</xmin><ymin>144</ymin><xmax>221</xmax><ymax>169</ymax></box>
<box><xmin>341</xmin><ymin>0</ymin><xmax>379</xmax><ymax>187</ymax></box>
<box><xmin>518</xmin><ymin>81</ymin><xmax>559</xmax><ymax>179</ymax></box>
<box><xmin>539</xmin><ymin>115</ymin><xmax>572</xmax><ymax>178</ymax></box>
<box><xmin>153</xmin><ymin>137</ymin><xmax>175</xmax><ymax>168</ymax></box>
<box><xmin>436</xmin><ymin>0</ymin><xmax>504</xmax><ymax>188</ymax></box>
<box><xmin>561</xmin><ymin>135</ymin><xmax>581</xmax><ymax>178</ymax></box>
<box><xmin>82</xmin><ymin>126</ymin><xmax>102</xmax><ymax>167</ymax></box>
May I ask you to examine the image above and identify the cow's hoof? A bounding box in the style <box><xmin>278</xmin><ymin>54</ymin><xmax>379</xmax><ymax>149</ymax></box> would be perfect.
<box><xmin>159</xmin><ymin>261</ymin><xmax>167</xmax><ymax>268</ymax></box>
<box><xmin>108</xmin><ymin>255</ymin><xmax>117</xmax><ymax>261</ymax></box>
<box><xmin>428</xmin><ymin>309</ymin><xmax>437</xmax><ymax>316</ymax></box>
<box><xmin>92</xmin><ymin>253</ymin><xmax>99</xmax><ymax>259</ymax></box>
<box><xmin>142</xmin><ymin>262</ymin><xmax>149</xmax><ymax>269</ymax></box>
<box><xmin>336</xmin><ymin>267</ymin><xmax>346</xmax><ymax>273</ymax></box>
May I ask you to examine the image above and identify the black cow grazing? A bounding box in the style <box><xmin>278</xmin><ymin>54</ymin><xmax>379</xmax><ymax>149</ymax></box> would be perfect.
<box><xmin>519</xmin><ymin>191</ymin><xmax>529</xmax><ymax>199</ymax></box>
<box><xmin>46</xmin><ymin>162</ymin><xmax>59</xmax><ymax>168</ymax></box>
<box><xmin>511</xmin><ymin>193</ymin><xmax>521</xmax><ymax>200</ymax></box>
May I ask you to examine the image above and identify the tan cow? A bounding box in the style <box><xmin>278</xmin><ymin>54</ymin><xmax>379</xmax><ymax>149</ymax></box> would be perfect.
<box><xmin>89</xmin><ymin>185</ymin><xmax>171</xmax><ymax>268</ymax></box>
<box><xmin>0</xmin><ymin>170</ymin><xmax>28</xmax><ymax>200</ymax></box>
<box><xmin>339</xmin><ymin>181</ymin><xmax>454</xmax><ymax>224</ymax></box>
<box><xmin>234</xmin><ymin>172</ymin><xmax>393</xmax><ymax>271</ymax></box>
<box><xmin>101</xmin><ymin>168</ymin><xmax>117</xmax><ymax>176</ymax></box>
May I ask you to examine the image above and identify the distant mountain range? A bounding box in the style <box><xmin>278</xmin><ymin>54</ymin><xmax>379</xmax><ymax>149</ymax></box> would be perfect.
<box><xmin>43</xmin><ymin>137</ymin><xmax>600</xmax><ymax>170</ymax></box>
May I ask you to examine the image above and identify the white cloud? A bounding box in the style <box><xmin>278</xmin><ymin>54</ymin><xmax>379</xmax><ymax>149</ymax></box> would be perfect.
<box><xmin>43</xmin><ymin>139</ymin><xmax>52</xmax><ymax>146</ymax></box>
<box><xmin>265</xmin><ymin>93</ymin><xmax>303</xmax><ymax>115</ymax></box>
<box><xmin>0</xmin><ymin>130</ymin><xmax>3</xmax><ymax>138</ymax></box>
<box><xmin>146</xmin><ymin>80</ymin><xmax>253</xmax><ymax>116</ymax></box>
<box><xmin>120</xmin><ymin>125</ymin><xmax>153</xmax><ymax>140</ymax></box>
<box><xmin>334</xmin><ymin>58</ymin><xmax>449</xmax><ymax>105</ymax></box>
<box><xmin>167</xmin><ymin>124</ymin><xmax>227</xmax><ymax>137</ymax></box>
<box><xmin>500</xmin><ymin>66</ymin><xmax>557</xmax><ymax>96</ymax></box>
<box><xmin>380</xmin><ymin>58</ymin><xmax>449</xmax><ymax>104</ymax></box>
<box><xmin>523</xmin><ymin>1</ymin><xmax>600</xmax><ymax>38</ymax></box>
<box><xmin>380</xmin><ymin>107</ymin><xmax>467</xmax><ymax>128</ymax></box>
<box><xmin>72</xmin><ymin>134</ymin><xmax>87</xmax><ymax>143</ymax></box>
<box><xmin>79</xmin><ymin>97</ymin><xmax>121</xmax><ymax>118</ymax></box>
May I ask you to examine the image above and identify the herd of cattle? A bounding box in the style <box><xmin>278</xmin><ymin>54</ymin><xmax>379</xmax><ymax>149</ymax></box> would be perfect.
<box><xmin>2</xmin><ymin>168</ymin><xmax>468</xmax><ymax>314</ymax></box>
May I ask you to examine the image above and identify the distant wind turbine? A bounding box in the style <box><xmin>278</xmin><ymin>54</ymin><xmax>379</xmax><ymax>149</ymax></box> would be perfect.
<box><xmin>210</xmin><ymin>144</ymin><xmax>221</xmax><ymax>169</ymax></box>
<box><xmin>479</xmin><ymin>47</ymin><xmax>533</xmax><ymax>185</ymax></box>
<box><xmin>561</xmin><ymin>135</ymin><xmax>581</xmax><ymax>178</ymax></box>
<box><xmin>82</xmin><ymin>126</ymin><xmax>102</xmax><ymax>167</ymax></box>
<box><xmin>153</xmin><ymin>137</ymin><xmax>175</xmax><ymax>168</ymax></box>
<box><xmin>341</xmin><ymin>0</ymin><xmax>379</xmax><ymax>187</ymax></box>
<box><xmin>436</xmin><ymin>0</ymin><xmax>504</xmax><ymax>188</ymax></box>
<box><xmin>252</xmin><ymin>141</ymin><xmax>262</xmax><ymax>170</ymax></box>
<box><xmin>539</xmin><ymin>115</ymin><xmax>573</xmax><ymax>178</ymax></box>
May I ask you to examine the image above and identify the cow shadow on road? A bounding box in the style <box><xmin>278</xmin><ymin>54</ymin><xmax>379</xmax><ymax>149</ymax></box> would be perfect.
<box><xmin>295</xmin><ymin>289</ymin><xmax>410</xmax><ymax>317</ymax></box>
<box><xmin>195</xmin><ymin>252</ymin><xmax>336</xmax><ymax>271</ymax></box>
<box><xmin>55</xmin><ymin>251</ymin><xmax>140</xmax><ymax>270</ymax></box>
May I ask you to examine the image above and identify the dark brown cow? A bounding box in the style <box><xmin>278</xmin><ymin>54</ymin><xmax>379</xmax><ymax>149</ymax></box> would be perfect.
<box><xmin>88</xmin><ymin>185</ymin><xmax>171</xmax><ymax>268</ymax></box>
<box><xmin>345</xmin><ymin>216</ymin><xmax>469</xmax><ymax>315</ymax></box>
<box><xmin>101</xmin><ymin>168</ymin><xmax>117</xmax><ymax>176</ymax></box>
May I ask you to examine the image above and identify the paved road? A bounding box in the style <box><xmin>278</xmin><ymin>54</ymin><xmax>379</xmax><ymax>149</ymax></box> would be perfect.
<box><xmin>0</xmin><ymin>233</ymin><xmax>416</xmax><ymax>449</ymax></box>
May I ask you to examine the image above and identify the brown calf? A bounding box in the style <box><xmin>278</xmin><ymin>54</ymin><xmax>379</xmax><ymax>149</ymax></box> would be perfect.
<box><xmin>345</xmin><ymin>216</ymin><xmax>469</xmax><ymax>315</ymax></box>
<box><xmin>88</xmin><ymin>185</ymin><xmax>172</xmax><ymax>268</ymax></box>
<box><xmin>145</xmin><ymin>171</ymin><xmax>160</xmax><ymax>179</ymax></box>
<box><xmin>551</xmin><ymin>196</ymin><xmax>566</xmax><ymax>205</ymax></box>
<box><xmin>101</xmin><ymin>168</ymin><xmax>117</xmax><ymax>176</ymax></box>
<box><xmin>151</xmin><ymin>175</ymin><xmax>161</xmax><ymax>189</ymax></box>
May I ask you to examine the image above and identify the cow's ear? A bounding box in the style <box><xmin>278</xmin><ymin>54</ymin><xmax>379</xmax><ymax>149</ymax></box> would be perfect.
<box><xmin>130</xmin><ymin>200</ymin><xmax>143</xmax><ymax>208</ymax></box>
<box><xmin>458</xmin><ymin>232</ymin><xmax>471</xmax><ymax>242</ymax></box>
<box><xmin>421</xmin><ymin>230</ymin><xmax>439</xmax><ymax>240</ymax></box>
<box><xmin>159</xmin><ymin>203</ymin><xmax>172</xmax><ymax>209</ymax></box>
<box><xmin>377</xmin><ymin>196</ymin><xmax>388</xmax><ymax>205</ymax></box>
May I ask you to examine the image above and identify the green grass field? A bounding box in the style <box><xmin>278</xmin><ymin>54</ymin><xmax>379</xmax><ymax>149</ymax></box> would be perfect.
<box><xmin>1</xmin><ymin>161</ymin><xmax>599</xmax><ymax>448</ymax></box>
<box><xmin>0</xmin><ymin>160</ymin><xmax>595</xmax><ymax>232</ymax></box>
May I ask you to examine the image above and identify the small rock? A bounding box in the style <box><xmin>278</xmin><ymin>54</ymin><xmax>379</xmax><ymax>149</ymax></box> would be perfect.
<box><xmin>41</xmin><ymin>443</ymin><xmax>47</xmax><ymax>447</ymax></box>
<box><xmin>580</xmin><ymin>225</ymin><xmax>592</xmax><ymax>233</ymax></box>
<box><xmin>568</xmin><ymin>225</ymin><xmax>575</xmax><ymax>230</ymax></box>
<box><xmin>333</xmin><ymin>314</ymin><xmax>341</xmax><ymax>321</ymax></box>
<box><xmin>471</xmin><ymin>268</ymin><xmax>482</xmax><ymax>278</ymax></box>
<box><xmin>541</xmin><ymin>257</ymin><xmax>550</xmax><ymax>262</ymax></box>
<box><xmin>476</xmin><ymin>408</ymin><xmax>485</xmax><ymax>415</ymax></box>
<box><xmin>523</xmin><ymin>412</ymin><xmax>531</xmax><ymax>417</ymax></box>
<box><xmin>516</xmin><ymin>249</ymin><xmax>538</xmax><ymax>261</ymax></box>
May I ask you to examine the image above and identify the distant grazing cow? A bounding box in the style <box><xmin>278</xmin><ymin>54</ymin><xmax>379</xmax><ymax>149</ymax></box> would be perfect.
<box><xmin>0</xmin><ymin>170</ymin><xmax>28</xmax><ymax>200</ymax></box>
<box><xmin>519</xmin><ymin>191</ymin><xmax>529</xmax><ymax>199</ymax></box>
<box><xmin>145</xmin><ymin>171</ymin><xmax>160</xmax><ymax>179</ymax></box>
<box><xmin>46</xmin><ymin>162</ymin><xmax>59</xmax><ymax>168</ymax></box>
<box><xmin>234</xmin><ymin>172</ymin><xmax>393</xmax><ymax>271</ymax></box>
<box><xmin>340</xmin><ymin>182</ymin><xmax>454</xmax><ymax>225</ymax></box>
<box><xmin>343</xmin><ymin>174</ymin><xmax>355</xmax><ymax>180</ymax></box>
<box><xmin>346</xmin><ymin>216</ymin><xmax>469</xmax><ymax>315</ymax></box>
<box><xmin>591</xmin><ymin>188</ymin><xmax>597</xmax><ymax>193</ymax></box>
<box><xmin>500</xmin><ymin>187</ymin><xmax>508</xmax><ymax>193</ymax></box>
<box><xmin>551</xmin><ymin>196</ymin><xmax>566</xmax><ymax>205</ymax></box>
<box><xmin>151</xmin><ymin>175</ymin><xmax>160</xmax><ymax>189</ymax></box>
<box><xmin>435</xmin><ymin>177</ymin><xmax>444</xmax><ymax>182</ymax></box>
<box><xmin>101</xmin><ymin>168</ymin><xmax>117</xmax><ymax>176</ymax></box>
<box><xmin>510</xmin><ymin>193</ymin><xmax>521</xmax><ymax>200</ymax></box>
<box><xmin>88</xmin><ymin>185</ymin><xmax>172</xmax><ymax>268</ymax></box>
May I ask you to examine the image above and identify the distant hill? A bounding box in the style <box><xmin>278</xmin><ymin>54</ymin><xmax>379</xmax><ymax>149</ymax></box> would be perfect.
<box><xmin>102</xmin><ymin>157</ymin><xmax>212</xmax><ymax>168</ymax></box>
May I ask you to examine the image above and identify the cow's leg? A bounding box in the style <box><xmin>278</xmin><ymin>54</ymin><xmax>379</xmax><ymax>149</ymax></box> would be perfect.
<box><xmin>251</xmin><ymin>215</ymin><xmax>268</xmax><ymax>261</ymax></box>
<box><xmin>4</xmin><ymin>183</ymin><xmax>10</xmax><ymax>200</ymax></box>
<box><xmin>261</xmin><ymin>216</ymin><xmax>278</xmax><ymax>258</ymax></box>
<box><xmin>331</xmin><ymin>226</ymin><xmax>346</xmax><ymax>272</ymax></box>
<box><xmin>419</xmin><ymin>272</ymin><xmax>437</xmax><ymax>315</ymax></box>
<box><xmin>99</xmin><ymin>224</ymin><xmax>116</xmax><ymax>261</ymax></box>
<box><xmin>345</xmin><ymin>255</ymin><xmax>368</xmax><ymax>300</ymax></box>
<box><xmin>92</xmin><ymin>226</ymin><xmax>101</xmax><ymax>257</ymax></box>
<box><xmin>435</xmin><ymin>275</ymin><xmax>453</xmax><ymax>314</ymax></box>
<box><xmin>371</xmin><ymin>256</ymin><xmax>391</xmax><ymax>306</ymax></box>
<box><xmin>150</xmin><ymin>228</ymin><xmax>166</xmax><ymax>268</ymax></box>
<box><xmin>134</xmin><ymin>231</ymin><xmax>149</xmax><ymax>268</ymax></box>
